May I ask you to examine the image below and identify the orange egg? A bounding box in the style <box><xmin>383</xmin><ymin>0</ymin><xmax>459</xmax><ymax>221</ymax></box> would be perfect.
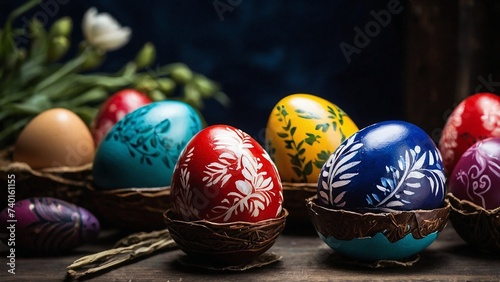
<box><xmin>13</xmin><ymin>108</ymin><xmax>95</xmax><ymax>169</ymax></box>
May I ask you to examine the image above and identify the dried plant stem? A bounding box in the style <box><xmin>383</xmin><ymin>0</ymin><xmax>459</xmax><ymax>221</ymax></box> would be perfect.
<box><xmin>66</xmin><ymin>229</ymin><xmax>177</xmax><ymax>280</ymax></box>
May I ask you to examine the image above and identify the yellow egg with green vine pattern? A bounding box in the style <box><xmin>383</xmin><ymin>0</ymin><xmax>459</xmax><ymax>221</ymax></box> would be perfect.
<box><xmin>265</xmin><ymin>93</ymin><xmax>358</xmax><ymax>183</ymax></box>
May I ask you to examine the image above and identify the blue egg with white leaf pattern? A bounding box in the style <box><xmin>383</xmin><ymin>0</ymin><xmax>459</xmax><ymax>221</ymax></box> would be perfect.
<box><xmin>317</xmin><ymin>120</ymin><xmax>446</xmax><ymax>212</ymax></box>
<box><xmin>93</xmin><ymin>101</ymin><xmax>203</xmax><ymax>189</ymax></box>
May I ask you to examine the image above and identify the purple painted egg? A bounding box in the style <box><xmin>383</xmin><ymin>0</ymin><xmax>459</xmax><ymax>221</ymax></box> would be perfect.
<box><xmin>449</xmin><ymin>137</ymin><xmax>500</xmax><ymax>209</ymax></box>
<box><xmin>318</xmin><ymin>120</ymin><xmax>446</xmax><ymax>212</ymax></box>
<box><xmin>0</xmin><ymin>197</ymin><xmax>100</xmax><ymax>255</ymax></box>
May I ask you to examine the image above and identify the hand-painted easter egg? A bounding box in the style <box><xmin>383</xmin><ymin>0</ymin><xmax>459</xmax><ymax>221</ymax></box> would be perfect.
<box><xmin>318</xmin><ymin>120</ymin><xmax>446</xmax><ymax>212</ymax></box>
<box><xmin>170</xmin><ymin>125</ymin><xmax>283</xmax><ymax>223</ymax></box>
<box><xmin>449</xmin><ymin>137</ymin><xmax>500</xmax><ymax>209</ymax></box>
<box><xmin>439</xmin><ymin>92</ymin><xmax>500</xmax><ymax>176</ymax></box>
<box><xmin>93</xmin><ymin>100</ymin><xmax>203</xmax><ymax>189</ymax></box>
<box><xmin>92</xmin><ymin>89</ymin><xmax>152</xmax><ymax>146</ymax></box>
<box><xmin>0</xmin><ymin>197</ymin><xmax>100</xmax><ymax>255</ymax></box>
<box><xmin>13</xmin><ymin>108</ymin><xmax>95</xmax><ymax>169</ymax></box>
<box><xmin>266</xmin><ymin>93</ymin><xmax>358</xmax><ymax>183</ymax></box>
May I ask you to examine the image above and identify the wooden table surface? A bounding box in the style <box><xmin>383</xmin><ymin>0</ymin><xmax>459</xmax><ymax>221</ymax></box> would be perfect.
<box><xmin>1</xmin><ymin>223</ymin><xmax>499</xmax><ymax>281</ymax></box>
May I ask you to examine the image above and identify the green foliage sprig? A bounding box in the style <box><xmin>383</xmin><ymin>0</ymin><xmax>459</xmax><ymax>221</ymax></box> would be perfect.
<box><xmin>0</xmin><ymin>0</ymin><xmax>229</xmax><ymax>148</ymax></box>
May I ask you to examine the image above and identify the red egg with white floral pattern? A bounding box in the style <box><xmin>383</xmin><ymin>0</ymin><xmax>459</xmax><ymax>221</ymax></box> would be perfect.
<box><xmin>439</xmin><ymin>92</ymin><xmax>500</xmax><ymax>176</ymax></box>
<box><xmin>170</xmin><ymin>125</ymin><xmax>283</xmax><ymax>223</ymax></box>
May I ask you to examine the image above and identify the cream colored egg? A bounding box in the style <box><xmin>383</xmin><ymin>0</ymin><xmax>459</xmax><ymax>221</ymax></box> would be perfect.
<box><xmin>13</xmin><ymin>108</ymin><xmax>95</xmax><ymax>169</ymax></box>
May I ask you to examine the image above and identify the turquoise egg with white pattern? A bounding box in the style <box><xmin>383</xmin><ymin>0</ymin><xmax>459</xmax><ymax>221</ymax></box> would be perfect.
<box><xmin>93</xmin><ymin>101</ymin><xmax>203</xmax><ymax>189</ymax></box>
<box><xmin>317</xmin><ymin>120</ymin><xmax>446</xmax><ymax>212</ymax></box>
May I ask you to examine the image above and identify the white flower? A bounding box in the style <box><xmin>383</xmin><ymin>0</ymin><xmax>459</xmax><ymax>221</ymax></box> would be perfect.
<box><xmin>82</xmin><ymin>7</ymin><xmax>131</xmax><ymax>51</ymax></box>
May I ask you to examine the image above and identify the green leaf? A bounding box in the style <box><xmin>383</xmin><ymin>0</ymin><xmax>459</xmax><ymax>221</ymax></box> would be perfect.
<box><xmin>305</xmin><ymin>133</ymin><xmax>319</xmax><ymax>145</ymax></box>
<box><xmin>316</xmin><ymin>150</ymin><xmax>331</xmax><ymax>161</ymax></box>
<box><xmin>283</xmin><ymin>119</ymin><xmax>291</xmax><ymax>131</ymax></box>
<box><xmin>288</xmin><ymin>154</ymin><xmax>301</xmax><ymax>167</ymax></box>
<box><xmin>0</xmin><ymin>0</ymin><xmax>40</xmax><ymax>62</ymax></box>
<box><xmin>290</xmin><ymin>126</ymin><xmax>296</xmax><ymax>136</ymax></box>
<box><xmin>303</xmin><ymin>161</ymin><xmax>313</xmax><ymax>176</ymax></box>
<box><xmin>339</xmin><ymin>127</ymin><xmax>347</xmax><ymax>142</ymax></box>
<box><xmin>315</xmin><ymin>123</ymin><xmax>329</xmax><ymax>133</ymax></box>
<box><xmin>332</xmin><ymin>121</ymin><xmax>337</xmax><ymax>131</ymax></box>
<box><xmin>65</xmin><ymin>87</ymin><xmax>107</xmax><ymax>107</ymax></box>
<box><xmin>292</xmin><ymin>167</ymin><xmax>303</xmax><ymax>177</ymax></box>
<box><xmin>296</xmin><ymin>140</ymin><xmax>304</xmax><ymax>150</ymax></box>
<box><xmin>284</xmin><ymin>140</ymin><xmax>293</xmax><ymax>149</ymax></box>
<box><xmin>5</xmin><ymin>103</ymin><xmax>43</xmax><ymax>115</ymax></box>
<box><xmin>327</xmin><ymin>106</ymin><xmax>337</xmax><ymax>117</ymax></box>
<box><xmin>298</xmin><ymin>148</ymin><xmax>306</xmax><ymax>155</ymax></box>
<box><xmin>314</xmin><ymin>160</ymin><xmax>325</xmax><ymax>169</ymax></box>
<box><xmin>277</xmin><ymin>132</ymin><xmax>289</xmax><ymax>138</ymax></box>
<box><xmin>281</xmin><ymin>107</ymin><xmax>288</xmax><ymax>117</ymax></box>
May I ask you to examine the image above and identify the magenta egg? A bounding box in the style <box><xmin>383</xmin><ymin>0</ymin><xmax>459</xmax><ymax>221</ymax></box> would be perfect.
<box><xmin>449</xmin><ymin>137</ymin><xmax>500</xmax><ymax>209</ymax></box>
<box><xmin>0</xmin><ymin>197</ymin><xmax>100</xmax><ymax>255</ymax></box>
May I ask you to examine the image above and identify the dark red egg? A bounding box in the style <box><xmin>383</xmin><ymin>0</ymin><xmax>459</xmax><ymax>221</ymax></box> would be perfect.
<box><xmin>439</xmin><ymin>92</ymin><xmax>500</xmax><ymax>175</ymax></box>
<box><xmin>91</xmin><ymin>89</ymin><xmax>152</xmax><ymax>146</ymax></box>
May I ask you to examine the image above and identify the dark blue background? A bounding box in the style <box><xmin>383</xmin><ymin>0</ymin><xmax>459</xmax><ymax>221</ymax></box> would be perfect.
<box><xmin>1</xmin><ymin>0</ymin><xmax>405</xmax><ymax>144</ymax></box>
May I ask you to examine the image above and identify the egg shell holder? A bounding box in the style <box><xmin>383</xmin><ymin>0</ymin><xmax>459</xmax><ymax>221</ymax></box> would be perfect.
<box><xmin>164</xmin><ymin>208</ymin><xmax>288</xmax><ymax>269</ymax></box>
<box><xmin>1</xmin><ymin>147</ymin><xmax>173</xmax><ymax>231</ymax></box>
<box><xmin>281</xmin><ymin>182</ymin><xmax>317</xmax><ymax>224</ymax></box>
<box><xmin>85</xmin><ymin>181</ymin><xmax>171</xmax><ymax>230</ymax></box>
<box><xmin>0</xmin><ymin>147</ymin><xmax>93</xmax><ymax>211</ymax></box>
<box><xmin>306</xmin><ymin>195</ymin><xmax>451</xmax><ymax>266</ymax></box>
<box><xmin>446</xmin><ymin>193</ymin><xmax>500</xmax><ymax>253</ymax></box>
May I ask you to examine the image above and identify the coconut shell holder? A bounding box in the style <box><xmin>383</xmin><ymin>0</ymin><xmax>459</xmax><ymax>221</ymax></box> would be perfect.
<box><xmin>164</xmin><ymin>209</ymin><xmax>288</xmax><ymax>270</ymax></box>
<box><xmin>86</xmin><ymin>181</ymin><xmax>171</xmax><ymax>230</ymax></box>
<box><xmin>306</xmin><ymin>195</ymin><xmax>450</xmax><ymax>268</ymax></box>
<box><xmin>282</xmin><ymin>182</ymin><xmax>317</xmax><ymax>227</ymax></box>
<box><xmin>446</xmin><ymin>193</ymin><xmax>500</xmax><ymax>253</ymax></box>
<box><xmin>0</xmin><ymin>147</ymin><xmax>92</xmax><ymax>210</ymax></box>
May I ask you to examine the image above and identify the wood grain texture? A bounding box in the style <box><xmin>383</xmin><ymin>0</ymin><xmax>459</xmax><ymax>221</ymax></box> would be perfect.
<box><xmin>404</xmin><ymin>0</ymin><xmax>459</xmax><ymax>143</ymax></box>
<box><xmin>1</xmin><ymin>225</ymin><xmax>499</xmax><ymax>281</ymax></box>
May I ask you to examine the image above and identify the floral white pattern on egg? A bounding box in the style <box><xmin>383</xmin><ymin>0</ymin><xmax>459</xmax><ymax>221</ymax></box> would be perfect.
<box><xmin>171</xmin><ymin>125</ymin><xmax>283</xmax><ymax>223</ymax></box>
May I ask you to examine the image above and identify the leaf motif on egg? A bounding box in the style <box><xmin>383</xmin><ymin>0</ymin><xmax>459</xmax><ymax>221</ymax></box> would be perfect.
<box><xmin>173</xmin><ymin>126</ymin><xmax>281</xmax><ymax>222</ymax></box>
<box><xmin>319</xmin><ymin>134</ymin><xmax>446</xmax><ymax>212</ymax></box>
<box><xmin>173</xmin><ymin>146</ymin><xmax>200</xmax><ymax>219</ymax></box>
<box><xmin>272</xmin><ymin>104</ymin><xmax>349</xmax><ymax>183</ymax></box>
<box><xmin>371</xmin><ymin>146</ymin><xmax>445</xmax><ymax>211</ymax></box>
<box><xmin>105</xmin><ymin>103</ymin><xmax>199</xmax><ymax>169</ymax></box>
<box><xmin>14</xmin><ymin>197</ymin><xmax>100</xmax><ymax>253</ymax></box>
<box><xmin>318</xmin><ymin>135</ymin><xmax>362</xmax><ymax>207</ymax></box>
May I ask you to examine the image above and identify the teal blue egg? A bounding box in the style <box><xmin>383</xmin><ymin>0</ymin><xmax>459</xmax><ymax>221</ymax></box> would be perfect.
<box><xmin>319</xmin><ymin>231</ymin><xmax>439</xmax><ymax>261</ymax></box>
<box><xmin>93</xmin><ymin>101</ymin><xmax>203</xmax><ymax>189</ymax></box>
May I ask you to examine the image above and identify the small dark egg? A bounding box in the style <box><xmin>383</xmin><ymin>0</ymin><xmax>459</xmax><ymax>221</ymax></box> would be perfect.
<box><xmin>0</xmin><ymin>197</ymin><xmax>100</xmax><ymax>255</ymax></box>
